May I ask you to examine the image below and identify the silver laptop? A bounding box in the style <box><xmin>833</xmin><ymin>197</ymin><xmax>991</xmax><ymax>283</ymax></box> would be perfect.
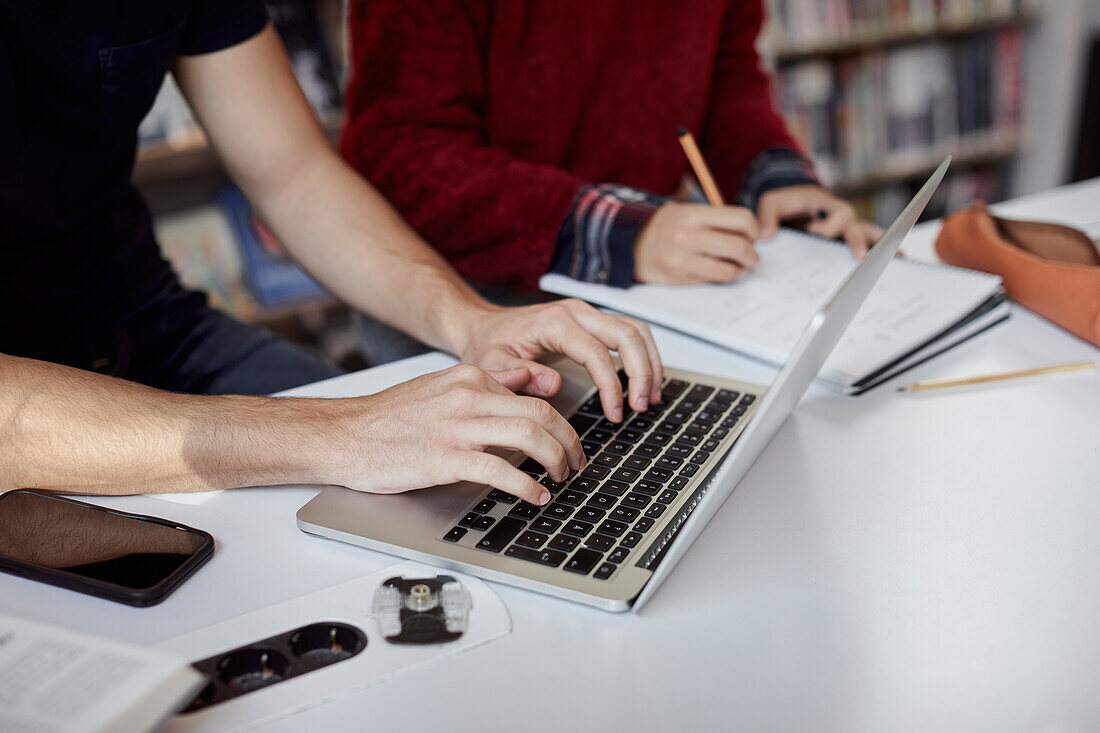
<box><xmin>297</xmin><ymin>158</ymin><xmax>950</xmax><ymax>612</ymax></box>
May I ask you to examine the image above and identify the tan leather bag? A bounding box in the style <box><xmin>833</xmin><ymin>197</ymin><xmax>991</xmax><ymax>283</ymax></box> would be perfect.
<box><xmin>935</xmin><ymin>201</ymin><xmax>1100</xmax><ymax>348</ymax></box>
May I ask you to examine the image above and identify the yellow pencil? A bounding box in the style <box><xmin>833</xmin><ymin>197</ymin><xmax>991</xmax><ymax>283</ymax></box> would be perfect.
<box><xmin>897</xmin><ymin>360</ymin><xmax>1096</xmax><ymax>393</ymax></box>
<box><xmin>677</xmin><ymin>127</ymin><xmax>726</xmax><ymax>207</ymax></box>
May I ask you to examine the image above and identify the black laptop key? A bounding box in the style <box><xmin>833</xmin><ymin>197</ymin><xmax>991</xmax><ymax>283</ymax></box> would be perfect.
<box><xmin>686</xmin><ymin>385</ymin><xmax>714</xmax><ymax>402</ymax></box>
<box><xmin>634</xmin><ymin>517</ymin><xmax>655</xmax><ymax>533</ymax></box>
<box><xmin>562</xmin><ymin>520</ymin><xmax>594</xmax><ymax>537</ymax></box>
<box><xmin>645</xmin><ymin>504</ymin><xmax>666</xmax><ymax>519</ymax></box>
<box><xmin>600</xmin><ymin>480</ymin><xmax>629</xmax><ymax>497</ymax></box>
<box><xmin>677</xmin><ymin>398</ymin><xmax>702</xmax><ymax>412</ymax></box>
<box><xmin>487</xmin><ymin>489</ymin><xmax>518</xmax><ymax>504</ymax></box>
<box><xmin>506</xmin><ymin>545</ymin><xmax>567</xmax><ymax>567</ymax></box>
<box><xmin>669</xmin><ymin>476</ymin><xmax>689</xmax><ymax>491</ymax></box>
<box><xmin>584</xmin><ymin>533</ymin><xmax>614</xmax><ymax>552</ymax></box>
<box><xmin>707</xmin><ymin>399</ymin><xmax>732</xmax><ymax>413</ymax></box>
<box><xmin>558</xmin><ymin>490</ymin><xmax>586</xmax><ymax>506</ymax></box>
<box><xmin>665</xmin><ymin>444</ymin><xmax>693</xmax><ymax>460</ymax></box>
<box><xmin>530</xmin><ymin>517</ymin><xmax>561</xmax><ymax>534</ymax></box>
<box><xmin>458</xmin><ymin>512</ymin><xmax>480</xmax><ymax>528</ymax></box>
<box><xmin>720</xmin><ymin>416</ymin><xmax>738</xmax><ymax>429</ymax></box>
<box><xmin>509</xmin><ymin>502</ymin><xmax>541</xmax><ymax>520</ymax></box>
<box><xmin>587</xmin><ymin>493</ymin><xmax>616</xmax><ymax>510</ymax></box>
<box><xmin>548</xmin><ymin>534</ymin><xmax>580</xmax><ymax>552</ymax></box>
<box><xmin>605</xmin><ymin>440</ymin><xmax>631</xmax><ymax>456</ymax></box>
<box><xmin>596</xmin><ymin>519</ymin><xmax>628</xmax><ymax>537</ymax></box>
<box><xmin>580</xmin><ymin>464</ymin><xmax>610</xmax><ymax>480</ymax></box>
<box><xmin>581</xmin><ymin>441</ymin><xmax>602</xmax><ymax>458</ymax></box>
<box><xmin>542</xmin><ymin>503</ymin><xmax>574</xmax><ymax>521</ymax></box>
<box><xmin>661</xmin><ymin>379</ymin><xmax>687</xmax><ymax>401</ymax></box>
<box><xmin>700</xmin><ymin>438</ymin><xmax>721</xmax><ymax>453</ymax></box>
<box><xmin>593</xmin><ymin>563</ymin><xmax>616</xmax><ymax>580</ymax></box>
<box><xmin>444</xmin><ymin>527</ymin><xmax>468</xmax><ymax>542</ymax></box>
<box><xmin>655</xmin><ymin>421</ymin><xmax>682</xmax><ymax>435</ymax></box>
<box><xmin>611</xmin><ymin>467</ymin><xmax>641</xmax><ymax>483</ymax></box>
<box><xmin>595</xmin><ymin>418</ymin><xmax>620</xmax><ymax>433</ymax></box>
<box><xmin>515</xmin><ymin>530</ymin><xmax>549</xmax><ymax>549</ymax></box>
<box><xmin>472</xmin><ymin>515</ymin><xmax>496</xmax><ymax>531</ymax></box>
<box><xmin>666</xmin><ymin>409</ymin><xmax>691</xmax><ymax>424</ymax></box>
<box><xmin>695</xmin><ymin>410</ymin><xmax>720</xmax><ymax>424</ymax></box>
<box><xmin>656</xmin><ymin>456</ymin><xmax>682</xmax><ymax>471</ymax></box>
<box><xmin>679</xmin><ymin>463</ymin><xmax>700</xmax><ymax>478</ymax></box>
<box><xmin>476</xmin><ymin>517</ymin><xmax>526</xmax><ymax>552</ymax></box>
<box><xmin>565</xmin><ymin>548</ymin><xmax>603</xmax><ymax>575</ymax></box>
<box><xmin>578</xmin><ymin>394</ymin><xmax>603</xmax><ymax>415</ymax></box>
<box><xmin>568</xmin><ymin>413</ymin><xmax>598</xmax><ymax>437</ymax></box>
<box><xmin>711</xmin><ymin>427</ymin><xmax>729</xmax><ymax>440</ymax></box>
<box><xmin>644</xmin><ymin>467</ymin><xmax>673</xmax><ymax>483</ymax></box>
<box><xmin>634</xmin><ymin>443</ymin><xmax>660</xmax><ymax>458</ymax></box>
<box><xmin>626</xmin><ymin>418</ymin><xmax>653</xmax><ymax>432</ymax></box>
<box><xmin>731</xmin><ymin>404</ymin><xmax>748</xmax><ymax>416</ymax></box>
<box><xmin>594</xmin><ymin>452</ymin><xmax>622</xmax><ymax>468</ymax></box>
<box><xmin>618</xmin><ymin>429</ymin><xmax>645</xmax><ymax>444</ymax></box>
<box><xmin>472</xmin><ymin>499</ymin><xmax>496</xmax><ymax>514</ymax></box>
<box><xmin>587</xmin><ymin>429</ymin><xmax>615</xmax><ymax>444</ymax></box>
<box><xmin>717</xmin><ymin>389</ymin><xmax>740</xmax><ymax>402</ymax></box>
<box><xmin>686</xmin><ymin>421</ymin><xmax>713</xmax><ymax>435</ymax></box>
<box><xmin>624</xmin><ymin>455</ymin><xmax>651</xmax><ymax>471</ymax></box>
<box><xmin>539</xmin><ymin>476</ymin><xmax>566</xmax><ymax>492</ymax></box>
<box><xmin>740</xmin><ymin>393</ymin><xmax>756</xmax><ymax>405</ymax></box>
<box><xmin>610</xmin><ymin>506</ymin><xmax>639</xmax><ymax>522</ymax></box>
<box><xmin>569</xmin><ymin>477</ymin><xmax>600</xmax><ymax>494</ymax></box>
<box><xmin>621</xmin><ymin>493</ymin><xmax>651</xmax><ymax>510</ymax></box>
<box><xmin>576</xmin><ymin>506</ymin><xmax>605</xmax><ymax>523</ymax></box>
<box><xmin>643</xmin><ymin>432</ymin><xmax>671</xmax><ymax>446</ymax></box>
<box><xmin>640</xmin><ymin>404</ymin><xmax>669</xmax><ymax>420</ymax></box>
<box><xmin>690</xmin><ymin>452</ymin><xmax>708</xmax><ymax>465</ymax></box>
<box><xmin>519</xmin><ymin>458</ymin><xmax>544</xmax><ymax>475</ymax></box>
<box><xmin>677</xmin><ymin>432</ymin><xmax>702</xmax><ymax>446</ymax></box>
<box><xmin>607</xmin><ymin>547</ymin><xmax>630</xmax><ymax>564</ymax></box>
<box><xmin>657</xmin><ymin>490</ymin><xmax>678</xmax><ymax>505</ymax></box>
<box><xmin>620</xmin><ymin>531</ymin><xmax>643</xmax><ymax>549</ymax></box>
<box><xmin>634</xmin><ymin>480</ymin><xmax>662</xmax><ymax>496</ymax></box>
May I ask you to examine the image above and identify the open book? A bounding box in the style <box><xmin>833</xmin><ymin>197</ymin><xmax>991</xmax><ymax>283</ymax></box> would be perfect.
<box><xmin>0</xmin><ymin>613</ymin><xmax>204</xmax><ymax>733</ymax></box>
<box><xmin>541</xmin><ymin>228</ymin><xmax>1008</xmax><ymax>394</ymax></box>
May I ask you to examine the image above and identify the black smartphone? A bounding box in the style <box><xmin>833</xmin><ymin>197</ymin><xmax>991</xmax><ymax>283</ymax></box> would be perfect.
<box><xmin>0</xmin><ymin>490</ymin><xmax>214</xmax><ymax>607</ymax></box>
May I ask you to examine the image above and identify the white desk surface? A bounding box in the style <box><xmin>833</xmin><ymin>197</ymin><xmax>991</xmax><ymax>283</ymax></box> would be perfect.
<box><xmin>2</xmin><ymin>179</ymin><xmax>1098</xmax><ymax>732</ymax></box>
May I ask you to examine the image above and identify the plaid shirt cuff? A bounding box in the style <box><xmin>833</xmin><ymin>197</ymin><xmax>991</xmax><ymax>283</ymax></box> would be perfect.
<box><xmin>739</xmin><ymin>147</ymin><xmax>819</xmax><ymax>211</ymax></box>
<box><xmin>551</xmin><ymin>184</ymin><xmax>669</xmax><ymax>288</ymax></box>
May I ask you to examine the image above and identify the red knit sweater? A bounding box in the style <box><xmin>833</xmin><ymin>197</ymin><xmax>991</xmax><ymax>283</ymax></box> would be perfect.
<box><xmin>341</xmin><ymin>0</ymin><xmax>803</xmax><ymax>290</ymax></box>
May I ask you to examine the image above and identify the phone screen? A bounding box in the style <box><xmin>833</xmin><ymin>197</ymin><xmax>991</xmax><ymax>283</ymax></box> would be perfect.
<box><xmin>0</xmin><ymin>491</ymin><xmax>210</xmax><ymax>592</ymax></box>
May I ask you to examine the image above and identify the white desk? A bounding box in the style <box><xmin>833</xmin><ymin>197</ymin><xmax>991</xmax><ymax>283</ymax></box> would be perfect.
<box><xmin>2</xmin><ymin>180</ymin><xmax>1098</xmax><ymax>732</ymax></box>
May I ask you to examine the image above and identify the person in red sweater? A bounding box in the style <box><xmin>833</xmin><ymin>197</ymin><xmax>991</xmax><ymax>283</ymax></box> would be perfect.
<box><xmin>341</xmin><ymin>0</ymin><xmax>881</xmax><ymax>292</ymax></box>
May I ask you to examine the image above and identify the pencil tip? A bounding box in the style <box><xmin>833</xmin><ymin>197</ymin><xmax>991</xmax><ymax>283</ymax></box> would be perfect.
<box><xmin>677</xmin><ymin>126</ymin><xmax>689</xmax><ymax>137</ymax></box>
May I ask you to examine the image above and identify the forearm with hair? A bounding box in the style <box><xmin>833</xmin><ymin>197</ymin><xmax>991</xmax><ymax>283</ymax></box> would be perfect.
<box><xmin>0</xmin><ymin>354</ymin><xmax>333</xmax><ymax>495</ymax></box>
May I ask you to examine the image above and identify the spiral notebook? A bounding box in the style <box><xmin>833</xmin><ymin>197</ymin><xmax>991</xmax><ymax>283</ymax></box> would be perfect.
<box><xmin>540</xmin><ymin>228</ymin><xmax>1009</xmax><ymax>394</ymax></box>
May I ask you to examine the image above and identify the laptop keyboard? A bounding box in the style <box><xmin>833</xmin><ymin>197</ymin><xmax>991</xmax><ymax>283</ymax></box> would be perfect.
<box><xmin>441</xmin><ymin>370</ymin><xmax>758</xmax><ymax>582</ymax></box>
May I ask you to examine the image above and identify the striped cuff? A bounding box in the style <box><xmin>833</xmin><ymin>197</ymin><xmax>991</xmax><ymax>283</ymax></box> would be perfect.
<box><xmin>739</xmin><ymin>147</ymin><xmax>819</xmax><ymax>211</ymax></box>
<box><xmin>551</xmin><ymin>184</ymin><xmax>670</xmax><ymax>288</ymax></box>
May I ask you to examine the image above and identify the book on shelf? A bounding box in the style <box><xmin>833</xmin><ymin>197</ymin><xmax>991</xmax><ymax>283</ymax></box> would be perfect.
<box><xmin>0</xmin><ymin>612</ymin><xmax>203</xmax><ymax>733</ymax></box>
<box><xmin>540</xmin><ymin>228</ymin><xmax>1010</xmax><ymax>395</ymax></box>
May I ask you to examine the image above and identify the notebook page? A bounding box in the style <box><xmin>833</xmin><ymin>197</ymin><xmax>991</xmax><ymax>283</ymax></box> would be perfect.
<box><xmin>540</xmin><ymin>228</ymin><xmax>1002</xmax><ymax>386</ymax></box>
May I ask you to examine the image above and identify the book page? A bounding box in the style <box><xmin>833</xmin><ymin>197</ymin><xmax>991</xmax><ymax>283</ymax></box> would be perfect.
<box><xmin>0</xmin><ymin>614</ymin><xmax>201</xmax><ymax>733</ymax></box>
<box><xmin>541</xmin><ymin>228</ymin><xmax>1002</xmax><ymax>385</ymax></box>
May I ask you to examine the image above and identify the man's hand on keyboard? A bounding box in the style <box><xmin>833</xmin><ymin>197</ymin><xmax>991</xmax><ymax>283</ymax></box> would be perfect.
<box><xmin>323</xmin><ymin>364</ymin><xmax>584</xmax><ymax>505</ymax></box>
<box><xmin>453</xmin><ymin>299</ymin><xmax>663</xmax><ymax>422</ymax></box>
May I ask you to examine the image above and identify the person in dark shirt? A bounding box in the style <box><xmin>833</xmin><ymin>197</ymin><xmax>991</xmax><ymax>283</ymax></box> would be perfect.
<box><xmin>0</xmin><ymin>1</ymin><xmax>663</xmax><ymax>504</ymax></box>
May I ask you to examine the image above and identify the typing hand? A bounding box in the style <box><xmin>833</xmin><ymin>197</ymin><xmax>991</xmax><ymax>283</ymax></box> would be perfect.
<box><xmin>634</xmin><ymin>202</ymin><xmax>761</xmax><ymax>284</ymax></box>
<box><xmin>456</xmin><ymin>299</ymin><xmax>663</xmax><ymax>421</ymax></box>
<box><xmin>757</xmin><ymin>185</ymin><xmax>884</xmax><ymax>258</ymax></box>
<box><xmin>327</xmin><ymin>364</ymin><xmax>584</xmax><ymax>504</ymax></box>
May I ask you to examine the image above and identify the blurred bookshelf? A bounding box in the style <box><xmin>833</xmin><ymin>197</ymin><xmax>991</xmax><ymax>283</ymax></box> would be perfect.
<box><xmin>763</xmin><ymin>0</ymin><xmax>1041</xmax><ymax>226</ymax></box>
<box><xmin>134</xmin><ymin>0</ymin><xmax>361</xmax><ymax>367</ymax></box>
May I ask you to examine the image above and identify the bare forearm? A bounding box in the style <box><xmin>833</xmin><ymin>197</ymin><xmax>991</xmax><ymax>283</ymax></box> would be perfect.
<box><xmin>253</xmin><ymin>147</ymin><xmax>492</xmax><ymax>354</ymax></box>
<box><xmin>0</xmin><ymin>354</ymin><xmax>330</xmax><ymax>495</ymax></box>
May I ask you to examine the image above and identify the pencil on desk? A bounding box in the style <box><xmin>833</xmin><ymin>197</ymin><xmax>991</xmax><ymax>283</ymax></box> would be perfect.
<box><xmin>677</xmin><ymin>127</ymin><xmax>725</xmax><ymax>207</ymax></box>
<box><xmin>897</xmin><ymin>360</ymin><xmax>1096</xmax><ymax>393</ymax></box>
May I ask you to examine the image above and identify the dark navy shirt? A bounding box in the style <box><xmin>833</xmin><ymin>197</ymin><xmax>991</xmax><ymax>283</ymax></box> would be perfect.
<box><xmin>0</xmin><ymin>1</ymin><xmax>267</xmax><ymax>371</ymax></box>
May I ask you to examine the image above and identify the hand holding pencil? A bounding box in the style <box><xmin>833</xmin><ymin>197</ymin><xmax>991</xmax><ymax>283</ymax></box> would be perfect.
<box><xmin>632</xmin><ymin>129</ymin><xmax>761</xmax><ymax>285</ymax></box>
